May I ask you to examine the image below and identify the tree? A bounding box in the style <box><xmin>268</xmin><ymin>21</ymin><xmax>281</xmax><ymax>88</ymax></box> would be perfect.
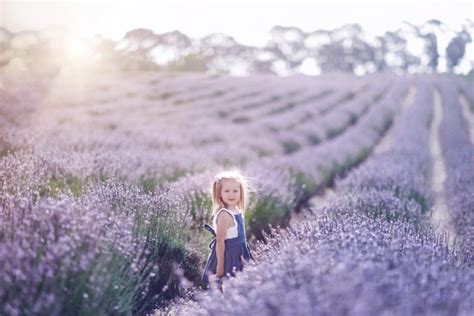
<box><xmin>446</xmin><ymin>30</ymin><xmax>472</xmax><ymax>72</ymax></box>
<box><xmin>167</xmin><ymin>53</ymin><xmax>207</xmax><ymax>72</ymax></box>
<box><xmin>315</xmin><ymin>24</ymin><xmax>376</xmax><ymax>74</ymax></box>
<box><xmin>377</xmin><ymin>30</ymin><xmax>420</xmax><ymax>73</ymax></box>
<box><xmin>403</xmin><ymin>20</ymin><xmax>444</xmax><ymax>73</ymax></box>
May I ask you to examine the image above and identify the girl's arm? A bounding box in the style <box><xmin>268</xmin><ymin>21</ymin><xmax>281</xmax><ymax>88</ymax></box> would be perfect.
<box><xmin>215</xmin><ymin>212</ymin><xmax>232</xmax><ymax>277</ymax></box>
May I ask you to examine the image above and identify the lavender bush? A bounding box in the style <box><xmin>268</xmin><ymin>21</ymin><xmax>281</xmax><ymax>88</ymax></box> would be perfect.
<box><xmin>336</xmin><ymin>75</ymin><xmax>434</xmax><ymax>225</ymax></box>
<box><xmin>160</xmin><ymin>207</ymin><xmax>472</xmax><ymax>315</ymax></box>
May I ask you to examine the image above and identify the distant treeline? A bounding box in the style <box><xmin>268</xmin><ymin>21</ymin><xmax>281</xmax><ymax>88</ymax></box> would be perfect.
<box><xmin>0</xmin><ymin>19</ymin><xmax>472</xmax><ymax>76</ymax></box>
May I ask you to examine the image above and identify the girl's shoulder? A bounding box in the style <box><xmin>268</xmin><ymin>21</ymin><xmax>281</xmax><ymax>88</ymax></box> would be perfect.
<box><xmin>217</xmin><ymin>207</ymin><xmax>243</xmax><ymax>215</ymax></box>
<box><xmin>213</xmin><ymin>208</ymin><xmax>244</xmax><ymax>222</ymax></box>
<box><xmin>213</xmin><ymin>208</ymin><xmax>236</xmax><ymax>227</ymax></box>
<box><xmin>214</xmin><ymin>207</ymin><xmax>235</xmax><ymax>217</ymax></box>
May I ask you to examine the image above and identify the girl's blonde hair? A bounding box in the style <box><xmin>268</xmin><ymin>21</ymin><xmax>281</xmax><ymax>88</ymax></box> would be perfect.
<box><xmin>210</xmin><ymin>169</ymin><xmax>253</xmax><ymax>216</ymax></box>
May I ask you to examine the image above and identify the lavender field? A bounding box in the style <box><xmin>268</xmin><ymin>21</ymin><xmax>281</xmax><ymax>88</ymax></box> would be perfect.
<box><xmin>0</xmin><ymin>71</ymin><xmax>473</xmax><ymax>316</ymax></box>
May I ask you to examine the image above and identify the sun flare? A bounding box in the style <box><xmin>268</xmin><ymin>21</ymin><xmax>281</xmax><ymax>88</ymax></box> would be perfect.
<box><xmin>64</xmin><ymin>37</ymin><xmax>94</xmax><ymax>62</ymax></box>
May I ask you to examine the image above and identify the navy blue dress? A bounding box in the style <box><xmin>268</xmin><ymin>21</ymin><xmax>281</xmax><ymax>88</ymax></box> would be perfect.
<box><xmin>201</xmin><ymin>210</ymin><xmax>254</xmax><ymax>287</ymax></box>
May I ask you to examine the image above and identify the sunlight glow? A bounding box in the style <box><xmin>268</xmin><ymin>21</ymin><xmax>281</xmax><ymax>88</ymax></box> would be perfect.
<box><xmin>64</xmin><ymin>37</ymin><xmax>94</xmax><ymax>62</ymax></box>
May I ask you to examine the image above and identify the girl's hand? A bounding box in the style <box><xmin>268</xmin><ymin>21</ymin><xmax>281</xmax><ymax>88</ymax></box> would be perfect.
<box><xmin>241</xmin><ymin>255</ymin><xmax>249</xmax><ymax>266</ymax></box>
<box><xmin>215</xmin><ymin>266</ymin><xmax>224</xmax><ymax>277</ymax></box>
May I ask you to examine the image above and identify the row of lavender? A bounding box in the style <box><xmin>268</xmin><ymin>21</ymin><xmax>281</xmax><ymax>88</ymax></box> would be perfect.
<box><xmin>0</xmin><ymin>72</ymin><xmax>396</xmax><ymax>240</ymax></box>
<box><xmin>335</xmin><ymin>75</ymin><xmax>433</xmax><ymax>225</ymax></box>
<box><xmin>156</xmin><ymin>76</ymin><xmax>400</xmax><ymax>256</ymax></box>
<box><xmin>456</xmin><ymin>75</ymin><xmax>474</xmax><ymax>111</ymax></box>
<box><xmin>159</xmin><ymin>75</ymin><xmax>473</xmax><ymax>316</ymax></box>
<box><xmin>168</xmin><ymin>75</ymin><xmax>409</xmax><ymax>242</ymax></box>
<box><xmin>0</xmin><ymin>73</ymin><xmax>383</xmax><ymax>186</ymax></box>
<box><xmin>436</xmin><ymin>75</ymin><xmax>474</xmax><ymax>249</ymax></box>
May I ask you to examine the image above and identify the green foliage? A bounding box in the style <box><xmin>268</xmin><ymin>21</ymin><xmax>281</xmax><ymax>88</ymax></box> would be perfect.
<box><xmin>0</xmin><ymin>141</ymin><xmax>15</xmax><ymax>158</ymax></box>
<box><xmin>187</xmin><ymin>192</ymin><xmax>213</xmax><ymax>225</ymax></box>
<box><xmin>352</xmin><ymin>182</ymin><xmax>430</xmax><ymax>218</ymax></box>
<box><xmin>326</xmin><ymin>112</ymin><xmax>360</xmax><ymax>140</ymax></box>
<box><xmin>372</xmin><ymin>90</ymin><xmax>386</xmax><ymax>103</ymax></box>
<box><xmin>128</xmin><ymin>203</ymin><xmax>202</xmax><ymax>314</ymax></box>
<box><xmin>245</xmin><ymin>196</ymin><xmax>291</xmax><ymax>240</ymax></box>
<box><xmin>267</xmin><ymin>101</ymin><xmax>296</xmax><ymax>115</ymax></box>
<box><xmin>38</xmin><ymin>175</ymin><xmax>84</xmax><ymax>198</ymax></box>
<box><xmin>292</xmin><ymin>171</ymin><xmax>319</xmax><ymax>201</ymax></box>
<box><xmin>373</xmin><ymin>114</ymin><xmax>394</xmax><ymax>135</ymax></box>
<box><xmin>0</xmin><ymin>147</ymin><xmax>12</xmax><ymax>158</ymax></box>
<box><xmin>355</xmin><ymin>196</ymin><xmax>410</xmax><ymax>223</ymax></box>
<box><xmin>146</xmin><ymin>91</ymin><xmax>175</xmax><ymax>101</ymax></box>
<box><xmin>326</xmin><ymin>126</ymin><xmax>343</xmax><ymax>139</ymax></box>
<box><xmin>216</xmin><ymin>110</ymin><xmax>228</xmax><ymax>118</ymax></box>
<box><xmin>167</xmin><ymin>53</ymin><xmax>208</xmax><ymax>73</ymax></box>
<box><xmin>344</xmin><ymin>148</ymin><xmax>370</xmax><ymax>173</ymax></box>
<box><xmin>139</xmin><ymin>175</ymin><xmax>158</xmax><ymax>194</ymax></box>
<box><xmin>346</xmin><ymin>189</ymin><xmax>428</xmax><ymax>234</ymax></box>
<box><xmin>160</xmin><ymin>169</ymin><xmax>188</xmax><ymax>186</ymax></box>
<box><xmin>348</xmin><ymin>112</ymin><xmax>358</xmax><ymax>125</ymax></box>
<box><xmin>107</xmin><ymin>123</ymin><xmax>118</xmax><ymax>131</ymax></box>
<box><xmin>58</xmin><ymin>248</ymin><xmax>138</xmax><ymax>315</ymax></box>
<box><xmin>339</xmin><ymin>91</ymin><xmax>356</xmax><ymax>103</ymax></box>
<box><xmin>407</xmin><ymin>189</ymin><xmax>429</xmax><ymax>215</ymax></box>
<box><xmin>318</xmin><ymin>148</ymin><xmax>371</xmax><ymax>191</ymax></box>
<box><xmin>30</xmin><ymin>174</ymin><xmax>207</xmax><ymax>313</ymax></box>
<box><xmin>306</xmin><ymin>132</ymin><xmax>321</xmax><ymax>145</ymax></box>
<box><xmin>232</xmin><ymin>116</ymin><xmax>251</xmax><ymax>123</ymax></box>
<box><xmin>281</xmin><ymin>139</ymin><xmax>301</xmax><ymax>154</ymax></box>
<box><xmin>254</xmin><ymin>147</ymin><xmax>273</xmax><ymax>158</ymax></box>
<box><xmin>459</xmin><ymin>70</ymin><xmax>474</xmax><ymax>82</ymax></box>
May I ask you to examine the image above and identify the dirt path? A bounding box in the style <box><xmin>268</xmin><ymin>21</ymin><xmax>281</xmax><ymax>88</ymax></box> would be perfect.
<box><xmin>458</xmin><ymin>94</ymin><xmax>474</xmax><ymax>144</ymax></box>
<box><xmin>429</xmin><ymin>89</ymin><xmax>457</xmax><ymax>248</ymax></box>
<box><xmin>288</xmin><ymin>188</ymin><xmax>335</xmax><ymax>227</ymax></box>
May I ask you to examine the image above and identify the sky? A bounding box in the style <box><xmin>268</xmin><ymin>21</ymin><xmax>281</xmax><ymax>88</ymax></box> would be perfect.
<box><xmin>1</xmin><ymin>0</ymin><xmax>473</xmax><ymax>72</ymax></box>
<box><xmin>1</xmin><ymin>0</ymin><xmax>472</xmax><ymax>44</ymax></box>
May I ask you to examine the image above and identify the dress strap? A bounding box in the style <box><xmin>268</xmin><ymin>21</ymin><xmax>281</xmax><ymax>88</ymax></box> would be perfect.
<box><xmin>213</xmin><ymin>208</ymin><xmax>238</xmax><ymax>228</ymax></box>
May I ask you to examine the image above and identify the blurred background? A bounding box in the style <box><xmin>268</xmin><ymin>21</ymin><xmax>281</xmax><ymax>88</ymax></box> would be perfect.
<box><xmin>1</xmin><ymin>0</ymin><xmax>473</xmax><ymax>77</ymax></box>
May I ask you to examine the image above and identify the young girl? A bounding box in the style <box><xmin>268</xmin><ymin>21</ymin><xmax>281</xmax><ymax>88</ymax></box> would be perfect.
<box><xmin>201</xmin><ymin>170</ymin><xmax>255</xmax><ymax>293</ymax></box>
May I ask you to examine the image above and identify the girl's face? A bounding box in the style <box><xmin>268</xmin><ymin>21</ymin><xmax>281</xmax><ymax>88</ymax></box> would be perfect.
<box><xmin>220</xmin><ymin>179</ymin><xmax>241</xmax><ymax>207</ymax></box>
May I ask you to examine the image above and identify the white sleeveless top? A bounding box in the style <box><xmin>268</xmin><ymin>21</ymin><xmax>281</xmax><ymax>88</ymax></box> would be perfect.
<box><xmin>212</xmin><ymin>208</ymin><xmax>242</xmax><ymax>239</ymax></box>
